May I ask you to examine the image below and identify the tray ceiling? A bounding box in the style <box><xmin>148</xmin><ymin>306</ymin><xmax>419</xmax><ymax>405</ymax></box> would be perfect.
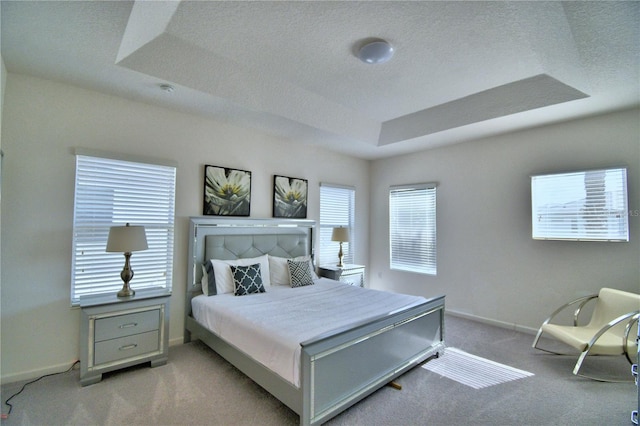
<box><xmin>2</xmin><ymin>1</ymin><xmax>638</xmax><ymax>159</ymax></box>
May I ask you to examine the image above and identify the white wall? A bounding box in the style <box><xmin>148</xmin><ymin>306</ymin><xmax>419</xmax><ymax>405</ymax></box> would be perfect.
<box><xmin>2</xmin><ymin>71</ymin><xmax>638</xmax><ymax>383</ymax></box>
<box><xmin>1</xmin><ymin>56</ymin><xmax>5</xmax><ymax>381</ymax></box>
<box><xmin>370</xmin><ymin>108</ymin><xmax>640</xmax><ymax>332</ymax></box>
<box><xmin>0</xmin><ymin>73</ymin><xmax>370</xmax><ymax>383</ymax></box>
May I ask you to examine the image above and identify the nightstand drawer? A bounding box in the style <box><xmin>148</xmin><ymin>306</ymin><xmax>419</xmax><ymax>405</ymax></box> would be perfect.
<box><xmin>80</xmin><ymin>289</ymin><xmax>170</xmax><ymax>386</ymax></box>
<box><xmin>95</xmin><ymin>309</ymin><xmax>160</xmax><ymax>342</ymax></box>
<box><xmin>340</xmin><ymin>273</ymin><xmax>363</xmax><ymax>287</ymax></box>
<box><xmin>94</xmin><ymin>330</ymin><xmax>159</xmax><ymax>365</ymax></box>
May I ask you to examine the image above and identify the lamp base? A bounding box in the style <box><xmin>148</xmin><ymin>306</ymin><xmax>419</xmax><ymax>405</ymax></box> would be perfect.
<box><xmin>117</xmin><ymin>284</ymin><xmax>135</xmax><ymax>298</ymax></box>
<box><xmin>117</xmin><ymin>252</ymin><xmax>135</xmax><ymax>298</ymax></box>
<box><xmin>337</xmin><ymin>242</ymin><xmax>344</xmax><ymax>268</ymax></box>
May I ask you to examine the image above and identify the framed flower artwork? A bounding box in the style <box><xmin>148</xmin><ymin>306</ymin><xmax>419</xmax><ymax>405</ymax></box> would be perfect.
<box><xmin>203</xmin><ymin>165</ymin><xmax>251</xmax><ymax>216</ymax></box>
<box><xmin>273</xmin><ymin>175</ymin><xmax>308</xmax><ymax>218</ymax></box>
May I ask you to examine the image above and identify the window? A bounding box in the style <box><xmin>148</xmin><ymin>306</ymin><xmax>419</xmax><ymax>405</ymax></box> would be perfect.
<box><xmin>389</xmin><ymin>184</ymin><xmax>437</xmax><ymax>275</ymax></box>
<box><xmin>531</xmin><ymin>167</ymin><xmax>629</xmax><ymax>241</ymax></box>
<box><xmin>319</xmin><ymin>183</ymin><xmax>355</xmax><ymax>265</ymax></box>
<box><xmin>71</xmin><ymin>151</ymin><xmax>177</xmax><ymax>304</ymax></box>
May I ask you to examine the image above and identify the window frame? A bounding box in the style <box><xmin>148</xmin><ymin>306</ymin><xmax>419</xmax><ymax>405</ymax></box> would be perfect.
<box><xmin>389</xmin><ymin>183</ymin><xmax>437</xmax><ymax>275</ymax></box>
<box><xmin>319</xmin><ymin>183</ymin><xmax>355</xmax><ymax>266</ymax></box>
<box><xmin>70</xmin><ymin>149</ymin><xmax>177</xmax><ymax>305</ymax></box>
<box><xmin>531</xmin><ymin>167</ymin><xmax>629</xmax><ymax>242</ymax></box>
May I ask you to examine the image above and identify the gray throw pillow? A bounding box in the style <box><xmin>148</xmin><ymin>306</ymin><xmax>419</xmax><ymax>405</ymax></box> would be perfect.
<box><xmin>204</xmin><ymin>261</ymin><xmax>217</xmax><ymax>296</ymax></box>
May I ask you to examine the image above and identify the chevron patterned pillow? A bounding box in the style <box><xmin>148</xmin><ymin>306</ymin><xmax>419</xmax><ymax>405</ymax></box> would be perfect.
<box><xmin>287</xmin><ymin>259</ymin><xmax>314</xmax><ymax>288</ymax></box>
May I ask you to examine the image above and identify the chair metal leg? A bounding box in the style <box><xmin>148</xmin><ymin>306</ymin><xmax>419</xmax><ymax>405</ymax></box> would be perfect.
<box><xmin>531</xmin><ymin>328</ymin><xmax>544</xmax><ymax>349</ymax></box>
<box><xmin>572</xmin><ymin>348</ymin><xmax>590</xmax><ymax>376</ymax></box>
<box><xmin>574</xmin><ymin>355</ymin><xmax>635</xmax><ymax>383</ymax></box>
<box><xmin>623</xmin><ymin>314</ymin><xmax>640</xmax><ymax>364</ymax></box>
<box><xmin>532</xmin><ymin>329</ymin><xmax>575</xmax><ymax>356</ymax></box>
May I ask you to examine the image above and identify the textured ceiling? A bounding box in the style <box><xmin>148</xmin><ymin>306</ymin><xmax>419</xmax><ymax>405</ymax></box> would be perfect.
<box><xmin>2</xmin><ymin>1</ymin><xmax>638</xmax><ymax>159</ymax></box>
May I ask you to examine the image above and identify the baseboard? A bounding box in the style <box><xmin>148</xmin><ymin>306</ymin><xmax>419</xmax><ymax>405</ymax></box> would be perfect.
<box><xmin>3</xmin><ymin>339</ymin><xmax>186</xmax><ymax>385</ymax></box>
<box><xmin>169</xmin><ymin>337</ymin><xmax>184</xmax><ymax>347</ymax></box>
<box><xmin>1</xmin><ymin>359</ymin><xmax>79</xmax><ymax>386</ymax></box>
<box><xmin>445</xmin><ymin>309</ymin><xmax>538</xmax><ymax>336</ymax></box>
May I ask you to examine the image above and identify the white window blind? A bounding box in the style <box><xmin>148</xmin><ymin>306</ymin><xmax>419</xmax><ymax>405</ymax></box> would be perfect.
<box><xmin>531</xmin><ymin>167</ymin><xmax>629</xmax><ymax>241</ymax></box>
<box><xmin>319</xmin><ymin>184</ymin><xmax>355</xmax><ymax>266</ymax></box>
<box><xmin>71</xmin><ymin>153</ymin><xmax>177</xmax><ymax>304</ymax></box>
<box><xmin>389</xmin><ymin>184</ymin><xmax>437</xmax><ymax>275</ymax></box>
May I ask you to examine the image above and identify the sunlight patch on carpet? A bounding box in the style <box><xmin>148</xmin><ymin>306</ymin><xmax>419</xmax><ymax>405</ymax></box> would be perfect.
<box><xmin>422</xmin><ymin>347</ymin><xmax>534</xmax><ymax>389</ymax></box>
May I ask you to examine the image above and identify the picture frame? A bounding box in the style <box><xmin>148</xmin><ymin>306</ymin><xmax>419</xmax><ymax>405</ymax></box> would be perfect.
<box><xmin>273</xmin><ymin>175</ymin><xmax>308</xmax><ymax>218</ymax></box>
<box><xmin>203</xmin><ymin>165</ymin><xmax>251</xmax><ymax>216</ymax></box>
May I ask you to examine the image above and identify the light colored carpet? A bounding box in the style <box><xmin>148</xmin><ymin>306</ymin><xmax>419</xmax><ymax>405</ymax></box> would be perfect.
<box><xmin>422</xmin><ymin>347</ymin><xmax>534</xmax><ymax>389</ymax></box>
<box><xmin>1</xmin><ymin>315</ymin><xmax>636</xmax><ymax>425</ymax></box>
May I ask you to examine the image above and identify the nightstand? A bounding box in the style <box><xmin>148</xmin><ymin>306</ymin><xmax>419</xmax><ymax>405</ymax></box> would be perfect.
<box><xmin>79</xmin><ymin>287</ymin><xmax>171</xmax><ymax>386</ymax></box>
<box><xmin>319</xmin><ymin>264</ymin><xmax>365</xmax><ymax>287</ymax></box>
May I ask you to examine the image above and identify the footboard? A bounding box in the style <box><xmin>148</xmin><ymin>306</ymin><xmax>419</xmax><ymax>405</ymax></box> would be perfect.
<box><xmin>300</xmin><ymin>295</ymin><xmax>445</xmax><ymax>426</ymax></box>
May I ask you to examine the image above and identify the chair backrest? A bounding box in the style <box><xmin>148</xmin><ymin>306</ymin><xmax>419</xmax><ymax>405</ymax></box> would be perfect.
<box><xmin>587</xmin><ymin>288</ymin><xmax>640</xmax><ymax>337</ymax></box>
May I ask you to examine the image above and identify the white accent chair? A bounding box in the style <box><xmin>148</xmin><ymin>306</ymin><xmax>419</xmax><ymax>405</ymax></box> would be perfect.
<box><xmin>532</xmin><ymin>287</ymin><xmax>640</xmax><ymax>382</ymax></box>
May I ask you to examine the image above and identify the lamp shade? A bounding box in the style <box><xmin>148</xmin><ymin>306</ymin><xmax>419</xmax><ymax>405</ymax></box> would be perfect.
<box><xmin>331</xmin><ymin>227</ymin><xmax>350</xmax><ymax>243</ymax></box>
<box><xmin>106</xmin><ymin>223</ymin><xmax>148</xmax><ymax>253</ymax></box>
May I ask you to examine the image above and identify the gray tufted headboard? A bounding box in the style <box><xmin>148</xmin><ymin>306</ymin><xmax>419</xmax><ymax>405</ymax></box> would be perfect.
<box><xmin>186</xmin><ymin>217</ymin><xmax>315</xmax><ymax>297</ymax></box>
<box><xmin>204</xmin><ymin>232</ymin><xmax>309</xmax><ymax>261</ymax></box>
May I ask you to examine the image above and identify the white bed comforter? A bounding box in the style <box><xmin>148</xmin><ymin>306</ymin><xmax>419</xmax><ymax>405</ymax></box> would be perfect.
<box><xmin>191</xmin><ymin>278</ymin><xmax>426</xmax><ymax>387</ymax></box>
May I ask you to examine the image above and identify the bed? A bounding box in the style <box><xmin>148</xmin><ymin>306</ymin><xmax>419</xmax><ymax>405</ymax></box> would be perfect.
<box><xmin>184</xmin><ymin>217</ymin><xmax>445</xmax><ymax>426</ymax></box>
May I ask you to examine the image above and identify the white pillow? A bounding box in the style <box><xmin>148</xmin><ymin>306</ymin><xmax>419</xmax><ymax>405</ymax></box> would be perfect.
<box><xmin>268</xmin><ymin>255</ymin><xmax>317</xmax><ymax>286</ymax></box>
<box><xmin>210</xmin><ymin>254</ymin><xmax>271</xmax><ymax>294</ymax></box>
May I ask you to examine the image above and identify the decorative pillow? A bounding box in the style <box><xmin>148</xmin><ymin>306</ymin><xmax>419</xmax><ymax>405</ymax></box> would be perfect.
<box><xmin>211</xmin><ymin>255</ymin><xmax>271</xmax><ymax>294</ymax></box>
<box><xmin>231</xmin><ymin>263</ymin><xmax>266</xmax><ymax>296</ymax></box>
<box><xmin>287</xmin><ymin>259</ymin><xmax>314</xmax><ymax>288</ymax></box>
<box><xmin>269</xmin><ymin>255</ymin><xmax>317</xmax><ymax>286</ymax></box>
<box><xmin>201</xmin><ymin>265</ymin><xmax>208</xmax><ymax>294</ymax></box>
<box><xmin>201</xmin><ymin>261</ymin><xmax>217</xmax><ymax>296</ymax></box>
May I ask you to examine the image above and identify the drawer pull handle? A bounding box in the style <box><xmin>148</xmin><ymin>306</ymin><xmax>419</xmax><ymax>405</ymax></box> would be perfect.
<box><xmin>119</xmin><ymin>344</ymin><xmax>138</xmax><ymax>351</ymax></box>
<box><xmin>119</xmin><ymin>322</ymin><xmax>138</xmax><ymax>329</ymax></box>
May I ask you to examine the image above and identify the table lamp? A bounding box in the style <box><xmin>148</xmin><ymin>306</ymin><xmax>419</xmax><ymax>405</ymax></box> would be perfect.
<box><xmin>106</xmin><ymin>223</ymin><xmax>148</xmax><ymax>297</ymax></box>
<box><xmin>331</xmin><ymin>226</ymin><xmax>349</xmax><ymax>268</ymax></box>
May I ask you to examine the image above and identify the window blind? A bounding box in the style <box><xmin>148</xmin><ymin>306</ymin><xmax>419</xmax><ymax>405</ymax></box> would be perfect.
<box><xmin>71</xmin><ymin>154</ymin><xmax>177</xmax><ymax>304</ymax></box>
<box><xmin>389</xmin><ymin>184</ymin><xmax>437</xmax><ymax>275</ymax></box>
<box><xmin>319</xmin><ymin>184</ymin><xmax>355</xmax><ymax>266</ymax></box>
<box><xmin>531</xmin><ymin>167</ymin><xmax>629</xmax><ymax>241</ymax></box>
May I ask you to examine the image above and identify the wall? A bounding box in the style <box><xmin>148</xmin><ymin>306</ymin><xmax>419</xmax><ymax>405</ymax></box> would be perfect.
<box><xmin>0</xmin><ymin>73</ymin><xmax>370</xmax><ymax>383</ymax></box>
<box><xmin>370</xmin><ymin>108</ymin><xmax>640</xmax><ymax>332</ymax></box>
<box><xmin>2</xmin><ymin>71</ymin><xmax>637</xmax><ymax>383</ymax></box>
<box><xmin>1</xmin><ymin>56</ymin><xmax>5</xmax><ymax>380</ymax></box>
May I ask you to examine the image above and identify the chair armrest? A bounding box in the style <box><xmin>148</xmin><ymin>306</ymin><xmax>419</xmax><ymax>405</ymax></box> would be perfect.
<box><xmin>571</xmin><ymin>310</ymin><xmax>640</xmax><ymax>377</ymax></box>
<box><xmin>623</xmin><ymin>312</ymin><xmax>640</xmax><ymax>363</ymax></box>
<box><xmin>586</xmin><ymin>310</ymin><xmax>640</xmax><ymax>359</ymax></box>
<box><xmin>542</xmin><ymin>294</ymin><xmax>599</xmax><ymax>328</ymax></box>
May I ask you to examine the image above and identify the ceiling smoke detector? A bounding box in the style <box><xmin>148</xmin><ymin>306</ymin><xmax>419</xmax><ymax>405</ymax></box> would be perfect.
<box><xmin>159</xmin><ymin>83</ymin><xmax>175</xmax><ymax>93</ymax></box>
<box><xmin>357</xmin><ymin>40</ymin><xmax>394</xmax><ymax>64</ymax></box>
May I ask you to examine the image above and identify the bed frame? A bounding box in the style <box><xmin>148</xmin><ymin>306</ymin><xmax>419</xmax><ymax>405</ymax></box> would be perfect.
<box><xmin>184</xmin><ymin>217</ymin><xmax>445</xmax><ymax>426</ymax></box>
